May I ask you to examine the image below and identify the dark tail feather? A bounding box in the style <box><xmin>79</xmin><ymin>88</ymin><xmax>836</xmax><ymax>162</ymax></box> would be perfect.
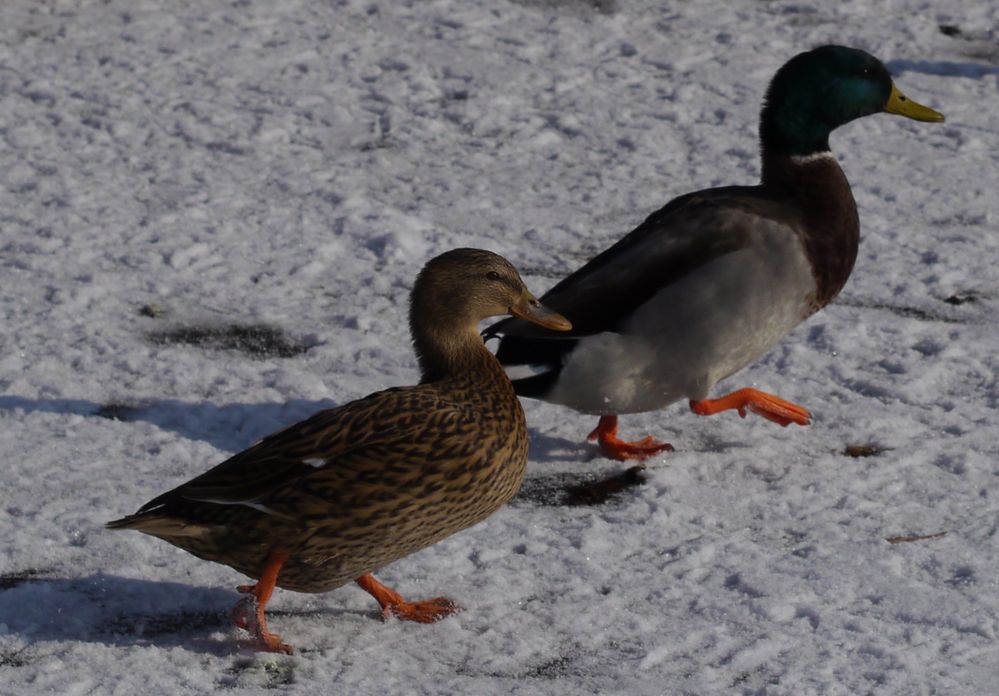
<box><xmin>494</xmin><ymin>334</ymin><xmax>576</xmax><ymax>368</ymax></box>
<box><xmin>485</xmin><ymin>330</ymin><xmax>577</xmax><ymax>401</ymax></box>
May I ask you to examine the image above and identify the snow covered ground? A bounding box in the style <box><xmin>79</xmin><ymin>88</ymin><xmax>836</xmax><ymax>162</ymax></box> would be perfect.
<box><xmin>1</xmin><ymin>0</ymin><xmax>997</xmax><ymax>693</ymax></box>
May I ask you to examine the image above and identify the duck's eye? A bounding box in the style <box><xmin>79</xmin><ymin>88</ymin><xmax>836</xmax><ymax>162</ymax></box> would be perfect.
<box><xmin>486</xmin><ymin>271</ymin><xmax>502</xmax><ymax>281</ymax></box>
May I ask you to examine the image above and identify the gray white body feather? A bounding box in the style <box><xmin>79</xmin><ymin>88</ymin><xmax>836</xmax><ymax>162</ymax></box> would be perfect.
<box><xmin>489</xmin><ymin>187</ymin><xmax>820</xmax><ymax>415</ymax></box>
<box><xmin>549</xmin><ymin>215</ymin><xmax>814</xmax><ymax>413</ymax></box>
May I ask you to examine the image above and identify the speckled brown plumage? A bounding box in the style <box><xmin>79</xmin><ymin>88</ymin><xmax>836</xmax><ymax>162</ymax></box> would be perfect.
<box><xmin>107</xmin><ymin>248</ymin><xmax>570</xmax><ymax>649</ymax></box>
<box><xmin>109</xmin><ymin>361</ymin><xmax>525</xmax><ymax>592</ymax></box>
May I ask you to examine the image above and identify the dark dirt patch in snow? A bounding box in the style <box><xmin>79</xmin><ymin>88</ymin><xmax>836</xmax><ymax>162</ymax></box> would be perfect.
<box><xmin>94</xmin><ymin>403</ymin><xmax>141</xmax><ymax>421</ymax></box>
<box><xmin>943</xmin><ymin>292</ymin><xmax>979</xmax><ymax>306</ymax></box>
<box><xmin>148</xmin><ymin>324</ymin><xmax>311</xmax><ymax>359</ymax></box>
<box><xmin>842</xmin><ymin>444</ymin><xmax>892</xmax><ymax>458</ymax></box>
<box><xmin>837</xmin><ymin>298</ymin><xmax>973</xmax><ymax>324</ymax></box>
<box><xmin>515</xmin><ymin>466</ymin><xmax>646</xmax><ymax>506</ymax></box>
<box><xmin>0</xmin><ymin>568</ymin><xmax>54</xmax><ymax>591</ymax></box>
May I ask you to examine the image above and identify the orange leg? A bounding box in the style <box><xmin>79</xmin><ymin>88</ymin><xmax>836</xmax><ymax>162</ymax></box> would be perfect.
<box><xmin>587</xmin><ymin>415</ymin><xmax>674</xmax><ymax>461</ymax></box>
<box><xmin>689</xmin><ymin>388</ymin><xmax>811</xmax><ymax>427</ymax></box>
<box><xmin>232</xmin><ymin>550</ymin><xmax>293</xmax><ymax>654</ymax></box>
<box><xmin>355</xmin><ymin>573</ymin><xmax>460</xmax><ymax>623</ymax></box>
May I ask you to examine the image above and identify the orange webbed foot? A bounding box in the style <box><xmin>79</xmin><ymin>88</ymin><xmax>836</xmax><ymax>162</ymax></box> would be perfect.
<box><xmin>587</xmin><ymin>415</ymin><xmax>674</xmax><ymax>461</ymax></box>
<box><xmin>232</xmin><ymin>550</ymin><xmax>294</xmax><ymax>654</ymax></box>
<box><xmin>355</xmin><ymin>573</ymin><xmax>461</xmax><ymax>624</ymax></box>
<box><xmin>382</xmin><ymin>596</ymin><xmax>461</xmax><ymax>623</ymax></box>
<box><xmin>231</xmin><ymin>595</ymin><xmax>293</xmax><ymax>654</ymax></box>
<box><xmin>689</xmin><ymin>388</ymin><xmax>811</xmax><ymax>427</ymax></box>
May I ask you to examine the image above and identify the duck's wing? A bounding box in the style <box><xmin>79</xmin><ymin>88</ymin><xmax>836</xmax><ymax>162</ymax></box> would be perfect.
<box><xmin>119</xmin><ymin>385</ymin><xmax>474</xmax><ymax>523</ymax></box>
<box><xmin>493</xmin><ymin>185</ymin><xmax>797</xmax><ymax>343</ymax></box>
<box><xmin>485</xmin><ymin>187</ymin><xmax>801</xmax><ymax>399</ymax></box>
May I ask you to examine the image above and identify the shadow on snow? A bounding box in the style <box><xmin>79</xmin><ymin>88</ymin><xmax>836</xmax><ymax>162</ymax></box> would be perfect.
<box><xmin>0</xmin><ymin>572</ymin><xmax>365</xmax><ymax>655</ymax></box>
<box><xmin>0</xmin><ymin>394</ymin><xmax>590</xmax><ymax>462</ymax></box>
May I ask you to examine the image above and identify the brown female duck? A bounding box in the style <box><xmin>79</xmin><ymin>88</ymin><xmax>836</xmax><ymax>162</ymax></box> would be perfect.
<box><xmin>107</xmin><ymin>248</ymin><xmax>571</xmax><ymax>653</ymax></box>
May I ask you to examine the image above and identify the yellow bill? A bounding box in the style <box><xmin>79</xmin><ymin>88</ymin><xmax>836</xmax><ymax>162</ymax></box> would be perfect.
<box><xmin>885</xmin><ymin>83</ymin><xmax>945</xmax><ymax>122</ymax></box>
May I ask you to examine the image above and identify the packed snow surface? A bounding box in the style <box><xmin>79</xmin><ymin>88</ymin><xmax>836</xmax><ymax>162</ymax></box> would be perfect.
<box><xmin>1</xmin><ymin>0</ymin><xmax>998</xmax><ymax>693</ymax></box>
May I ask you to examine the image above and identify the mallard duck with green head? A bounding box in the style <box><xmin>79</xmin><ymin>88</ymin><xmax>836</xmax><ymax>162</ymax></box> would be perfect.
<box><xmin>107</xmin><ymin>248</ymin><xmax>571</xmax><ymax>653</ymax></box>
<box><xmin>487</xmin><ymin>45</ymin><xmax>944</xmax><ymax>461</ymax></box>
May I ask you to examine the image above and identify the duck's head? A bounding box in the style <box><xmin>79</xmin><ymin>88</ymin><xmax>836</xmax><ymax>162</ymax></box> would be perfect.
<box><xmin>760</xmin><ymin>45</ymin><xmax>944</xmax><ymax>157</ymax></box>
<box><xmin>411</xmin><ymin>248</ymin><xmax>571</xmax><ymax>338</ymax></box>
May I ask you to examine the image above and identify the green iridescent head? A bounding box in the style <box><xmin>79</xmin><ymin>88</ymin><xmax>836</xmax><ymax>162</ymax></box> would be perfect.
<box><xmin>760</xmin><ymin>45</ymin><xmax>944</xmax><ymax>157</ymax></box>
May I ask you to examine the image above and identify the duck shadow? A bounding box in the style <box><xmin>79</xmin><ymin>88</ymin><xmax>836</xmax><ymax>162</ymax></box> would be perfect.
<box><xmin>0</xmin><ymin>394</ymin><xmax>593</xmax><ymax>462</ymax></box>
<box><xmin>886</xmin><ymin>58</ymin><xmax>999</xmax><ymax>79</ymax></box>
<box><xmin>0</xmin><ymin>395</ymin><xmax>340</xmax><ymax>453</ymax></box>
<box><xmin>0</xmin><ymin>572</ymin><xmax>363</xmax><ymax>655</ymax></box>
<box><xmin>526</xmin><ymin>429</ymin><xmax>594</xmax><ymax>463</ymax></box>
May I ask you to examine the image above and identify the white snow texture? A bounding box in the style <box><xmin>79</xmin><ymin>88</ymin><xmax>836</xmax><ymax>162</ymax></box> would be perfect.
<box><xmin>1</xmin><ymin>1</ymin><xmax>997</xmax><ymax>694</ymax></box>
